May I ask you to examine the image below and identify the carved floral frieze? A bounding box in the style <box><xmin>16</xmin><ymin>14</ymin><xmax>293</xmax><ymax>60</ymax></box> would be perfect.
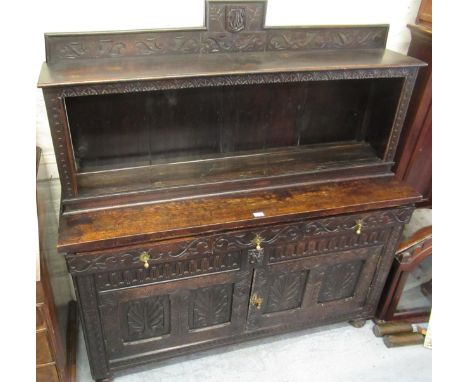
<box><xmin>267</xmin><ymin>29</ymin><xmax>387</xmax><ymax>51</ymax></box>
<box><xmin>45</xmin><ymin>1</ymin><xmax>387</xmax><ymax>63</ymax></box>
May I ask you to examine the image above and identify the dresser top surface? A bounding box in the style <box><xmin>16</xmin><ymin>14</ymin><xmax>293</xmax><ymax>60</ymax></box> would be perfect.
<box><xmin>58</xmin><ymin>178</ymin><xmax>420</xmax><ymax>253</ymax></box>
<box><xmin>38</xmin><ymin>48</ymin><xmax>425</xmax><ymax>88</ymax></box>
<box><xmin>38</xmin><ymin>49</ymin><xmax>424</xmax><ymax>88</ymax></box>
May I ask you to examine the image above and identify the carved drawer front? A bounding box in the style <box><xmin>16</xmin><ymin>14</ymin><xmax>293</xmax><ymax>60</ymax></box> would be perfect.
<box><xmin>213</xmin><ymin>206</ymin><xmax>411</xmax><ymax>265</ymax></box>
<box><xmin>36</xmin><ymin>330</ymin><xmax>54</xmax><ymax>364</ymax></box>
<box><xmin>68</xmin><ymin>206</ymin><xmax>413</xmax><ymax>284</ymax></box>
<box><xmin>246</xmin><ymin>245</ymin><xmax>384</xmax><ymax>330</ymax></box>
<box><xmin>69</xmin><ymin>236</ymin><xmax>242</xmax><ymax>291</ymax></box>
<box><xmin>98</xmin><ymin>268</ymin><xmax>252</xmax><ymax>365</ymax></box>
<box><xmin>37</xmin><ymin>364</ymin><xmax>60</xmax><ymax>382</ymax></box>
<box><xmin>36</xmin><ymin>306</ymin><xmax>45</xmax><ymax>331</ymax></box>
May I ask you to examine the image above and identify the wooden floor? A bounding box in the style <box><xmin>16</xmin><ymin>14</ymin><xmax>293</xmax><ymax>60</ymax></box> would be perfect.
<box><xmin>76</xmin><ymin>320</ymin><xmax>431</xmax><ymax>382</ymax></box>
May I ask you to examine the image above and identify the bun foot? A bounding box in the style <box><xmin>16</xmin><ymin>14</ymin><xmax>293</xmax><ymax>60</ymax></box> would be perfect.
<box><xmin>349</xmin><ymin>319</ymin><xmax>366</xmax><ymax>328</ymax></box>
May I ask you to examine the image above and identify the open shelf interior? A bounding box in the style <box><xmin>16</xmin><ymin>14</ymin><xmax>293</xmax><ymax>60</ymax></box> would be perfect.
<box><xmin>75</xmin><ymin>141</ymin><xmax>380</xmax><ymax>197</ymax></box>
<box><xmin>65</xmin><ymin>77</ymin><xmax>404</xmax><ymax>197</ymax></box>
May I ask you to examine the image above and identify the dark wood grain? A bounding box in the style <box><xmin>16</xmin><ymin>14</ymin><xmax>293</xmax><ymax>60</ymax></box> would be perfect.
<box><xmin>42</xmin><ymin>63</ymin><xmax>421</xmax><ymax>203</ymax></box>
<box><xmin>39</xmin><ymin>1</ymin><xmax>425</xmax><ymax>204</ymax></box>
<box><xmin>58</xmin><ymin>178</ymin><xmax>419</xmax><ymax>252</ymax></box>
<box><xmin>39</xmin><ymin>1</ymin><xmax>424</xmax><ymax>380</ymax></box>
<box><xmin>74</xmin><ymin>142</ymin><xmax>386</xmax><ymax>196</ymax></box>
<box><xmin>38</xmin><ymin>49</ymin><xmax>423</xmax><ymax>88</ymax></box>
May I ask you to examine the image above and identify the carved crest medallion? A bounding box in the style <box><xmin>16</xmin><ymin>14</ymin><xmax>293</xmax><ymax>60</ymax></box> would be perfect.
<box><xmin>226</xmin><ymin>6</ymin><xmax>246</xmax><ymax>33</ymax></box>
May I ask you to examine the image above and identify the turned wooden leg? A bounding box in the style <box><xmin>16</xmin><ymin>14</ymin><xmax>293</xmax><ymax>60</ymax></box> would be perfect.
<box><xmin>349</xmin><ymin>319</ymin><xmax>366</xmax><ymax>328</ymax></box>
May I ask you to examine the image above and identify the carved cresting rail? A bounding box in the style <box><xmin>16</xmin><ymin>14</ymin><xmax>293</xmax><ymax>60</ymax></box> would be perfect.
<box><xmin>45</xmin><ymin>0</ymin><xmax>389</xmax><ymax>63</ymax></box>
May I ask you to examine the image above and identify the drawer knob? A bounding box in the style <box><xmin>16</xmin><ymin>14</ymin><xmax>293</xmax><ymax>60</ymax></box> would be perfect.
<box><xmin>250</xmin><ymin>293</ymin><xmax>263</xmax><ymax>309</ymax></box>
<box><xmin>251</xmin><ymin>234</ymin><xmax>264</xmax><ymax>251</ymax></box>
<box><xmin>354</xmin><ymin>219</ymin><xmax>363</xmax><ymax>235</ymax></box>
<box><xmin>139</xmin><ymin>251</ymin><xmax>150</xmax><ymax>269</ymax></box>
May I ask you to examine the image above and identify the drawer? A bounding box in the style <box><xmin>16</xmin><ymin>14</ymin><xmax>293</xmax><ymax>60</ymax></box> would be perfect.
<box><xmin>36</xmin><ymin>364</ymin><xmax>59</xmax><ymax>382</ymax></box>
<box><xmin>36</xmin><ymin>305</ymin><xmax>45</xmax><ymax>331</ymax></box>
<box><xmin>67</xmin><ymin>206</ymin><xmax>413</xmax><ymax>292</ymax></box>
<box><xmin>36</xmin><ymin>330</ymin><xmax>53</xmax><ymax>364</ymax></box>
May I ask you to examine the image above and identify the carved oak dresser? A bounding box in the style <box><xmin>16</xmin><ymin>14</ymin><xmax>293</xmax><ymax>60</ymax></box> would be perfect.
<box><xmin>38</xmin><ymin>1</ymin><xmax>425</xmax><ymax>380</ymax></box>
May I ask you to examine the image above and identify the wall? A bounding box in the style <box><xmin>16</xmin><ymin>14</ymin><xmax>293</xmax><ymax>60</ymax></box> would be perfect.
<box><xmin>36</xmin><ymin>0</ymin><xmax>421</xmax><ymax>201</ymax></box>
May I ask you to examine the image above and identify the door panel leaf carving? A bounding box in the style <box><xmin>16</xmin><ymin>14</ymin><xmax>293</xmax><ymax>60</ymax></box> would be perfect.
<box><xmin>318</xmin><ymin>261</ymin><xmax>364</xmax><ymax>303</ymax></box>
<box><xmin>264</xmin><ymin>271</ymin><xmax>308</xmax><ymax>313</ymax></box>
<box><xmin>189</xmin><ymin>284</ymin><xmax>233</xmax><ymax>329</ymax></box>
<box><xmin>127</xmin><ymin>302</ymin><xmax>145</xmax><ymax>337</ymax></box>
<box><xmin>123</xmin><ymin>295</ymin><xmax>170</xmax><ymax>341</ymax></box>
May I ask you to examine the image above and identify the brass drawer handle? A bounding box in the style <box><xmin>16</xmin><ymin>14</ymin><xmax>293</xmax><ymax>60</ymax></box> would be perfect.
<box><xmin>139</xmin><ymin>251</ymin><xmax>150</xmax><ymax>269</ymax></box>
<box><xmin>251</xmin><ymin>234</ymin><xmax>264</xmax><ymax>250</ymax></box>
<box><xmin>354</xmin><ymin>219</ymin><xmax>363</xmax><ymax>235</ymax></box>
<box><xmin>250</xmin><ymin>293</ymin><xmax>263</xmax><ymax>309</ymax></box>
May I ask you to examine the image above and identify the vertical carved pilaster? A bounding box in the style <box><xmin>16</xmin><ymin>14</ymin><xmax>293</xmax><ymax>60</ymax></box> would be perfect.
<box><xmin>384</xmin><ymin>68</ymin><xmax>419</xmax><ymax>161</ymax></box>
<box><xmin>42</xmin><ymin>88</ymin><xmax>77</xmax><ymax>198</ymax></box>
<box><xmin>74</xmin><ymin>275</ymin><xmax>111</xmax><ymax>380</ymax></box>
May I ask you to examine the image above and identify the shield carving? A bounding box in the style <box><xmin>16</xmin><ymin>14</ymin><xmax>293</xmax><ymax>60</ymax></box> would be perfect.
<box><xmin>226</xmin><ymin>6</ymin><xmax>246</xmax><ymax>33</ymax></box>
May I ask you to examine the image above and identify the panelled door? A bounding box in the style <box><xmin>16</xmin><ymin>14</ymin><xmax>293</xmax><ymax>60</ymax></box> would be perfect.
<box><xmin>246</xmin><ymin>246</ymin><xmax>383</xmax><ymax>330</ymax></box>
<box><xmin>97</xmin><ymin>257</ymin><xmax>252</xmax><ymax>363</ymax></box>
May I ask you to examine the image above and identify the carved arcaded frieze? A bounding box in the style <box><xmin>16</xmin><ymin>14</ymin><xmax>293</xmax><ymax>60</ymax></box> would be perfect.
<box><xmin>93</xmin><ymin>252</ymin><xmax>241</xmax><ymax>291</ymax></box>
<box><xmin>268</xmin><ymin>228</ymin><xmax>390</xmax><ymax>264</ymax></box>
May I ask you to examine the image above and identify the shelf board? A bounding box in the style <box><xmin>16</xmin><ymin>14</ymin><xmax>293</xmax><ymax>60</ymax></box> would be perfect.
<box><xmin>76</xmin><ymin>141</ymin><xmax>382</xmax><ymax>197</ymax></box>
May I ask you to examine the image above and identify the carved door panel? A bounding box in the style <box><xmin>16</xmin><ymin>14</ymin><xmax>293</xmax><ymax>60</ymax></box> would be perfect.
<box><xmin>98</xmin><ymin>268</ymin><xmax>252</xmax><ymax>362</ymax></box>
<box><xmin>246</xmin><ymin>246</ymin><xmax>383</xmax><ymax>330</ymax></box>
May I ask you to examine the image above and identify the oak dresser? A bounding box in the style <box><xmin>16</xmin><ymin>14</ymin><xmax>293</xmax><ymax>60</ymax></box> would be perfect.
<box><xmin>38</xmin><ymin>1</ymin><xmax>425</xmax><ymax>380</ymax></box>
